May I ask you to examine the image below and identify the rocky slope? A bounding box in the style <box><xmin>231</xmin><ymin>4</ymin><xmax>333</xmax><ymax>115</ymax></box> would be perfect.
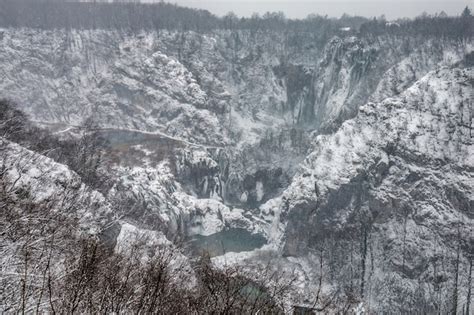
<box><xmin>0</xmin><ymin>25</ymin><xmax>473</xmax><ymax>312</ymax></box>
<box><xmin>260</xmin><ymin>64</ymin><xmax>473</xmax><ymax>312</ymax></box>
<box><xmin>0</xmin><ymin>138</ymin><xmax>114</xmax><ymax>310</ymax></box>
<box><xmin>0</xmin><ymin>138</ymin><xmax>115</xmax><ymax>233</ymax></box>
<box><xmin>0</xmin><ymin>28</ymin><xmax>471</xmax><ymax>209</ymax></box>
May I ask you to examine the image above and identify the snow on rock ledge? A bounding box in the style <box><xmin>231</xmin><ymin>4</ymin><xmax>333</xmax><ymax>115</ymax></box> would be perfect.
<box><xmin>0</xmin><ymin>138</ymin><xmax>115</xmax><ymax>234</ymax></box>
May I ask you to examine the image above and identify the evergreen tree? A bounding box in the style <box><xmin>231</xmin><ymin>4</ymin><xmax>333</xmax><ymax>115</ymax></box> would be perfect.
<box><xmin>461</xmin><ymin>6</ymin><xmax>472</xmax><ymax>18</ymax></box>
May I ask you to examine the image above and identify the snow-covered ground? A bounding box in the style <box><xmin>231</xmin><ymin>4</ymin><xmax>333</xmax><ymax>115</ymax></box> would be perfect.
<box><xmin>0</xmin><ymin>26</ymin><xmax>472</xmax><ymax>312</ymax></box>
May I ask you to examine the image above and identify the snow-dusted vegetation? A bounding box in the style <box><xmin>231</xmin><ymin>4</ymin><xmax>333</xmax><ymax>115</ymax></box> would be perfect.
<box><xmin>0</xmin><ymin>1</ymin><xmax>473</xmax><ymax>313</ymax></box>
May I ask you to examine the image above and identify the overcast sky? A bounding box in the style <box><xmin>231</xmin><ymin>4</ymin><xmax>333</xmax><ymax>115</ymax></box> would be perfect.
<box><xmin>151</xmin><ymin>1</ymin><xmax>471</xmax><ymax>20</ymax></box>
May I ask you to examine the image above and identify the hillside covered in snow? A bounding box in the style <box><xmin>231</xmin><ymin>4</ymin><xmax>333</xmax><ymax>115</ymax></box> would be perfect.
<box><xmin>0</xmin><ymin>1</ymin><xmax>473</xmax><ymax>313</ymax></box>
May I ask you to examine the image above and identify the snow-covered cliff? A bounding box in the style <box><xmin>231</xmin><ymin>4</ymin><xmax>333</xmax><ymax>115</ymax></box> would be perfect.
<box><xmin>0</xmin><ymin>25</ymin><xmax>472</xmax><ymax>312</ymax></box>
<box><xmin>262</xmin><ymin>65</ymin><xmax>473</xmax><ymax>312</ymax></box>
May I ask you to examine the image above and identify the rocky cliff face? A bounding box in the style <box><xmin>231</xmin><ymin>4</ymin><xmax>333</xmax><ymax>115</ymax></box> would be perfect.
<box><xmin>264</xmin><ymin>65</ymin><xmax>473</xmax><ymax>312</ymax></box>
<box><xmin>0</xmin><ymin>29</ymin><xmax>471</xmax><ymax>207</ymax></box>
<box><xmin>0</xmin><ymin>26</ymin><xmax>472</xmax><ymax>312</ymax></box>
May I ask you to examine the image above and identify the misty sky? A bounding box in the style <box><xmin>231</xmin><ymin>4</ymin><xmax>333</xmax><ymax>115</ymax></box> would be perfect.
<box><xmin>149</xmin><ymin>0</ymin><xmax>471</xmax><ymax>20</ymax></box>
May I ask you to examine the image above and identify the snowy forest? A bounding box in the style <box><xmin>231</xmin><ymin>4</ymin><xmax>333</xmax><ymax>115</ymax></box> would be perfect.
<box><xmin>0</xmin><ymin>0</ymin><xmax>472</xmax><ymax>38</ymax></box>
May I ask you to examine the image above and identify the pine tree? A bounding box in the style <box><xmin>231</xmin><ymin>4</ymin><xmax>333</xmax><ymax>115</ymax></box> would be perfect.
<box><xmin>461</xmin><ymin>6</ymin><xmax>472</xmax><ymax>18</ymax></box>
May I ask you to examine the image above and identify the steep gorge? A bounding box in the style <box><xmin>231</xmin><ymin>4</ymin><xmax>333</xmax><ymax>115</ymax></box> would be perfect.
<box><xmin>1</xmin><ymin>28</ymin><xmax>470</xmax><ymax>207</ymax></box>
<box><xmin>0</xmin><ymin>25</ymin><xmax>473</xmax><ymax>312</ymax></box>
